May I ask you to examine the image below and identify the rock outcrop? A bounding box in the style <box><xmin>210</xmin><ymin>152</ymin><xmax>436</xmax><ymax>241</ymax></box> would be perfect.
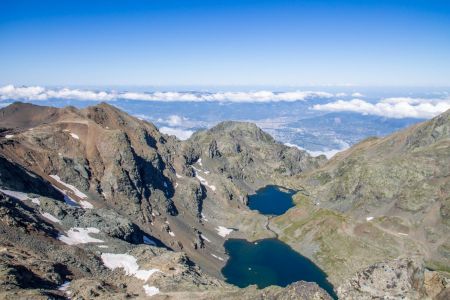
<box><xmin>337</xmin><ymin>257</ymin><xmax>449</xmax><ymax>300</ymax></box>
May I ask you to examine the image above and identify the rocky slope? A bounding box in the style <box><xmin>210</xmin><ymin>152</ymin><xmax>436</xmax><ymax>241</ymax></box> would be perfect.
<box><xmin>0</xmin><ymin>102</ymin><xmax>331</xmax><ymax>299</ymax></box>
<box><xmin>1</xmin><ymin>102</ymin><xmax>449</xmax><ymax>299</ymax></box>
<box><xmin>0</xmin><ymin>190</ymin><xmax>334</xmax><ymax>299</ymax></box>
<box><xmin>337</xmin><ymin>257</ymin><xmax>448</xmax><ymax>299</ymax></box>
<box><xmin>271</xmin><ymin>109</ymin><xmax>450</xmax><ymax>289</ymax></box>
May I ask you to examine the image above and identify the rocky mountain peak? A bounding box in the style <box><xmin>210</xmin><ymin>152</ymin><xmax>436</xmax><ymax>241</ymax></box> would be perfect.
<box><xmin>204</xmin><ymin>121</ymin><xmax>275</xmax><ymax>143</ymax></box>
<box><xmin>0</xmin><ymin>101</ymin><xmax>60</xmax><ymax>129</ymax></box>
<box><xmin>404</xmin><ymin>107</ymin><xmax>450</xmax><ymax>150</ymax></box>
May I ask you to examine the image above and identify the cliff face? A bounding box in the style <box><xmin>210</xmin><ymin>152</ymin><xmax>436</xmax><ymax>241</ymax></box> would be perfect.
<box><xmin>272</xmin><ymin>109</ymin><xmax>450</xmax><ymax>286</ymax></box>
<box><xmin>0</xmin><ymin>102</ymin><xmax>330</xmax><ymax>298</ymax></box>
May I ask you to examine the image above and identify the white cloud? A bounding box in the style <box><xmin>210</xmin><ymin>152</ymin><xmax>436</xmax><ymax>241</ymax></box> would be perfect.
<box><xmin>165</xmin><ymin>115</ymin><xmax>185</xmax><ymax>126</ymax></box>
<box><xmin>306</xmin><ymin>148</ymin><xmax>347</xmax><ymax>159</ymax></box>
<box><xmin>313</xmin><ymin>97</ymin><xmax>450</xmax><ymax>119</ymax></box>
<box><xmin>159</xmin><ymin>127</ymin><xmax>194</xmax><ymax>140</ymax></box>
<box><xmin>0</xmin><ymin>85</ymin><xmax>115</xmax><ymax>101</ymax></box>
<box><xmin>335</xmin><ymin>92</ymin><xmax>347</xmax><ymax>97</ymax></box>
<box><xmin>134</xmin><ymin>114</ymin><xmax>151</xmax><ymax>121</ymax></box>
<box><xmin>380</xmin><ymin>97</ymin><xmax>430</xmax><ymax>105</ymax></box>
<box><xmin>351</xmin><ymin>92</ymin><xmax>364</xmax><ymax>97</ymax></box>
<box><xmin>0</xmin><ymin>85</ymin><xmax>334</xmax><ymax>103</ymax></box>
<box><xmin>284</xmin><ymin>141</ymin><xmax>350</xmax><ymax>159</ymax></box>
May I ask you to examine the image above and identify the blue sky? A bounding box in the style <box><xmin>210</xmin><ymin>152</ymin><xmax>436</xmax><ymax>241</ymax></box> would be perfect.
<box><xmin>1</xmin><ymin>0</ymin><xmax>450</xmax><ymax>86</ymax></box>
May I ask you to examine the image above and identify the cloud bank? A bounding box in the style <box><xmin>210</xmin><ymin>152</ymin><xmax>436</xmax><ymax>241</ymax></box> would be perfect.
<box><xmin>285</xmin><ymin>139</ymin><xmax>350</xmax><ymax>159</ymax></box>
<box><xmin>0</xmin><ymin>85</ymin><xmax>334</xmax><ymax>103</ymax></box>
<box><xmin>159</xmin><ymin>127</ymin><xmax>194</xmax><ymax>140</ymax></box>
<box><xmin>313</xmin><ymin>97</ymin><xmax>450</xmax><ymax>119</ymax></box>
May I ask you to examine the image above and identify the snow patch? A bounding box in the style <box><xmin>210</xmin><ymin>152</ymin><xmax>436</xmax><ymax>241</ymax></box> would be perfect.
<box><xmin>216</xmin><ymin>226</ymin><xmax>233</xmax><ymax>237</ymax></box>
<box><xmin>211</xmin><ymin>254</ymin><xmax>224</xmax><ymax>261</ymax></box>
<box><xmin>41</xmin><ymin>212</ymin><xmax>61</xmax><ymax>223</ymax></box>
<box><xmin>30</xmin><ymin>198</ymin><xmax>40</xmax><ymax>205</ymax></box>
<box><xmin>366</xmin><ymin>216</ymin><xmax>374</xmax><ymax>221</ymax></box>
<box><xmin>168</xmin><ymin>231</ymin><xmax>175</xmax><ymax>237</ymax></box>
<box><xmin>191</xmin><ymin>165</ymin><xmax>201</xmax><ymax>173</ymax></box>
<box><xmin>197</xmin><ymin>158</ymin><xmax>203</xmax><ymax>166</ymax></box>
<box><xmin>195</xmin><ymin>173</ymin><xmax>216</xmax><ymax>191</ymax></box>
<box><xmin>101</xmin><ymin>253</ymin><xmax>160</xmax><ymax>281</ymax></box>
<box><xmin>192</xmin><ymin>165</ymin><xmax>216</xmax><ymax>191</ymax></box>
<box><xmin>0</xmin><ymin>189</ymin><xmax>28</xmax><ymax>201</ymax></box>
<box><xmin>175</xmin><ymin>173</ymin><xmax>183</xmax><ymax>179</ymax></box>
<box><xmin>98</xmin><ymin>245</ymin><xmax>109</xmax><ymax>248</ymax></box>
<box><xmin>5</xmin><ymin>134</ymin><xmax>14</xmax><ymax>139</ymax></box>
<box><xmin>58</xmin><ymin>281</ymin><xmax>71</xmax><ymax>292</ymax></box>
<box><xmin>70</xmin><ymin>133</ymin><xmax>79</xmax><ymax>140</ymax></box>
<box><xmin>143</xmin><ymin>285</ymin><xmax>160</xmax><ymax>297</ymax></box>
<box><xmin>58</xmin><ymin>227</ymin><xmax>104</xmax><ymax>245</ymax></box>
<box><xmin>49</xmin><ymin>175</ymin><xmax>88</xmax><ymax>199</ymax></box>
<box><xmin>0</xmin><ymin>189</ymin><xmax>40</xmax><ymax>205</ymax></box>
<box><xmin>201</xmin><ymin>234</ymin><xmax>211</xmax><ymax>243</ymax></box>
<box><xmin>398</xmin><ymin>232</ymin><xmax>408</xmax><ymax>236</ymax></box>
<box><xmin>51</xmin><ymin>184</ymin><xmax>80</xmax><ymax>207</ymax></box>
<box><xmin>80</xmin><ymin>200</ymin><xmax>94</xmax><ymax>209</ymax></box>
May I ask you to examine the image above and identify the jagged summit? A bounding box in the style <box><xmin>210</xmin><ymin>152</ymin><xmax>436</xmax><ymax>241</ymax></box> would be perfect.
<box><xmin>189</xmin><ymin>119</ymin><xmax>325</xmax><ymax>190</ymax></box>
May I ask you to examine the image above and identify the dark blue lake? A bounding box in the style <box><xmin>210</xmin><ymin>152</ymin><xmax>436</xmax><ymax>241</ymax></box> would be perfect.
<box><xmin>248</xmin><ymin>185</ymin><xmax>296</xmax><ymax>216</ymax></box>
<box><xmin>222</xmin><ymin>238</ymin><xmax>336</xmax><ymax>298</ymax></box>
